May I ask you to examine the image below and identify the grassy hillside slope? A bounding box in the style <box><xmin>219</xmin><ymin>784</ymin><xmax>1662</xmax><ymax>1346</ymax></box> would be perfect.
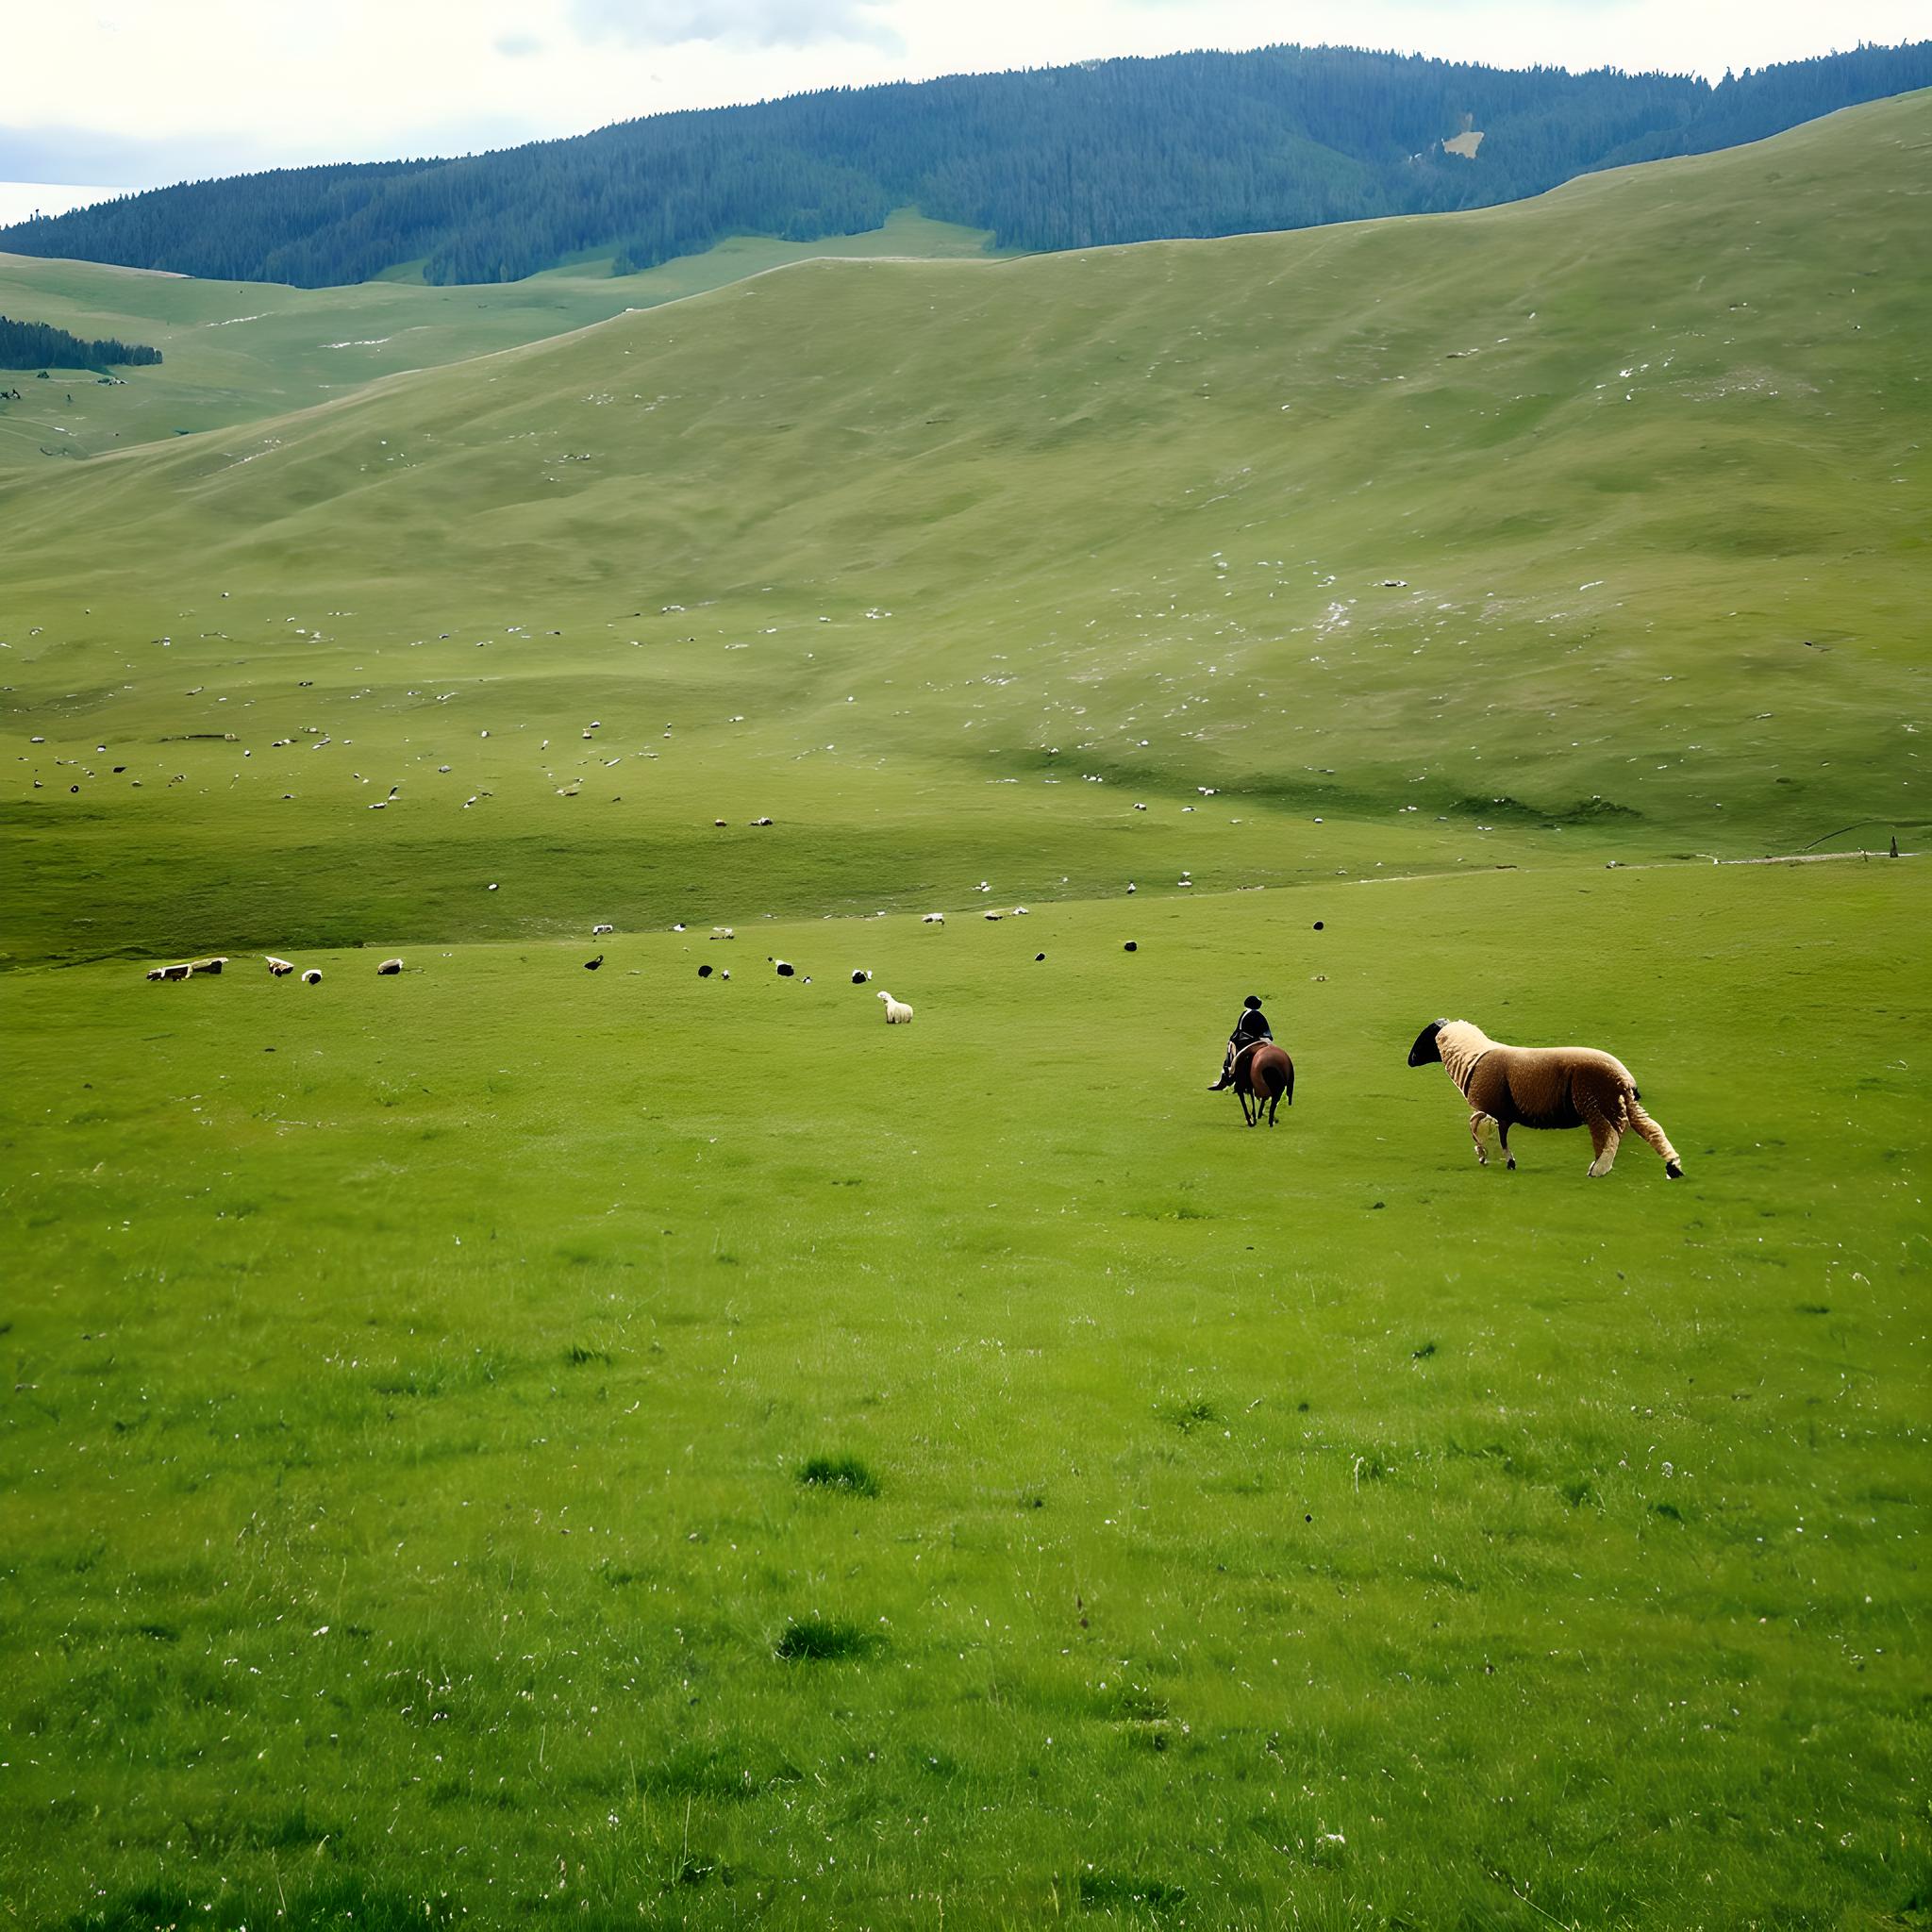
<box><xmin>0</xmin><ymin>209</ymin><xmax>1001</xmax><ymax>467</ymax></box>
<box><xmin>4</xmin><ymin>95</ymin><xmax>1924</xmax><ymax>966</ymax></box>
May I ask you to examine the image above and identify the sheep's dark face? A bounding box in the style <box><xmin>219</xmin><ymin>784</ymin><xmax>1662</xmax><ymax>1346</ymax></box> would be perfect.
<box><xmin>1407</xmin><ymin>1022</ymin><xmax>1446</xmax><ymax>1068</ymax></box>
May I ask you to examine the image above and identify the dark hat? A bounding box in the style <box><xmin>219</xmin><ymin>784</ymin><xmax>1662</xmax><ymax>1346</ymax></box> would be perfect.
<box><xmin>1243</xmin><ymin>995</ymin><xmax>1263</xmax><ymax>1008</ymax></box>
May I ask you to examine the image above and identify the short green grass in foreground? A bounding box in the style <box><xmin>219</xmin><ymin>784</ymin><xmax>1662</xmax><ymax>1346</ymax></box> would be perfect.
<box><xmin>2</xmin><ymin>861</ymin><xmax>1924</xmax><ymax>1928</ymax></box>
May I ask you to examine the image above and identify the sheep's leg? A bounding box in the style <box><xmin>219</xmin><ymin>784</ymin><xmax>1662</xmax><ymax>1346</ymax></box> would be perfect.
<box><xmin>1469</xmin><ymin>1111</ymin><xmax>1492</xmax><ymax>1165</ymax></box>
<box><xmin>1496</xmin><ymin>1120</ymin><xmax>1515</xmax><ymax>1171</ymax></box>
<box><xmin>1583</xmin><ymin>1103</ymin><xmax>1621</xmax><ymax>1177</ymax></box>
<box><xmin>1626</xmin><ymin>1100</ymin><xmax>1684</xmax><ymax>1177</ymax></box>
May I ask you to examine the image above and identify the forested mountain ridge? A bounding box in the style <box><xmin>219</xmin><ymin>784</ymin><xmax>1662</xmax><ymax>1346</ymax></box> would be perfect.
<box><xmin>4</xmin><ymin>40</ymin><xmax>1928</xmax><ymax>288</ymax></box>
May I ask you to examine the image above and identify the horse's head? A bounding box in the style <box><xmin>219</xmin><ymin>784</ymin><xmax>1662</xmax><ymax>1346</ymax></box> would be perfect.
<box><xmin>1407</xmin><ymin>1021</ymin><xmax>1447</xmax><ymax>1068</ymax></box>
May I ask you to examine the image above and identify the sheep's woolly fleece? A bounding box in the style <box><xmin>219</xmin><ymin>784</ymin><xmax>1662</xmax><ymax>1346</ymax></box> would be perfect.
<box><xmin>1428</xmin><ymin>1020</ymin><xmax>1681</xmax><ymax>1177</ymax></box>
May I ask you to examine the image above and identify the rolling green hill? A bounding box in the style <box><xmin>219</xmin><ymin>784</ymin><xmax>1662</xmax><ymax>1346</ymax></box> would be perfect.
<box><xmin>0</xmin><ymin>208</ymin><xmax>1003</xmax><ymax>467</ymax></box>
<box><xmin>3</xmin><ymin>95</ymin><xmax>1925</xmax><ymax>966</ymax></box>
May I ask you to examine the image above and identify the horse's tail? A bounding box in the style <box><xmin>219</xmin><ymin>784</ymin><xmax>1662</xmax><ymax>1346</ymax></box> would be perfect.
<box><xmin>1256</xmin><ymin>1046</ymin><xmax>1292</xmax><ymax>1106</ymax></box>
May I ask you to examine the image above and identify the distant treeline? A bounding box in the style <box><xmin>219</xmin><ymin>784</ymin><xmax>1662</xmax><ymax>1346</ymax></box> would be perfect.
<box><xmin>0</xmin><ymin>314</ymin><xmax>162</xmax><ymax>371</ymax></box>
<box><xmin>3</xmin><ymin>41</ymin><xmax>1926</xmax><ymax>288</ymax></box>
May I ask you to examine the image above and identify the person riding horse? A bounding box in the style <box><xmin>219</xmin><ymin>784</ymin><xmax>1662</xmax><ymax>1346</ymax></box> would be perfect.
<box><xmin>1208</xmin><ymin>995</ymin><xmax>1273</xmax><ymax>1090</ymax></box>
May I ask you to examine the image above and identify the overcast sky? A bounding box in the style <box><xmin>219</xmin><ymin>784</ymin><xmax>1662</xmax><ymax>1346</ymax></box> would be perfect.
<box><xmin>4</xmin><ymin>0</ymin><xmax>1925</xmax><ymax>192</ymax></box>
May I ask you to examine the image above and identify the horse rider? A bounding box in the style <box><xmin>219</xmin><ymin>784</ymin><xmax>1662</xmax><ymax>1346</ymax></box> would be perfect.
<box><xmin>1208</xmin><ymin>995</ymin><xmax>1273</xmax><ymax>1090</ymax></box>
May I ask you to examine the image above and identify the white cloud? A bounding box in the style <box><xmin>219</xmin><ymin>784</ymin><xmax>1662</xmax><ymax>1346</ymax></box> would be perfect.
<box><xmin>570</xmin><ymin>0</ymin><xmax>903</xmax><ymax>50</ymax></box>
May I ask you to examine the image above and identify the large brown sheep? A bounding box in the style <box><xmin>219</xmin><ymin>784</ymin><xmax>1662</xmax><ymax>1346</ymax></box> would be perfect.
<box><xmin>1407</xmin><ymin>1019</ymin><xmax>1682</xmax><ymax>1179</ymax></box>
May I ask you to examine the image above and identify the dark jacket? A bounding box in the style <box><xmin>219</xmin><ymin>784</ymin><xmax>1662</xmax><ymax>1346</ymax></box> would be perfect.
<box><xmin>1231</xmin><ymin>1006</ymin><xmax>1273</xmax><ymax>1046</ymax></box>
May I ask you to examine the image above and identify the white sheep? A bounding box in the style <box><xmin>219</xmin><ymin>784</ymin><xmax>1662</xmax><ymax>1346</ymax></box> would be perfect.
<box><xmin>265</xmin><ymin>957</ymin><xmax>294</xmax><ymax>976</ymax></box>
<box><xmin>923</xmin><ymin>912</ymin><xmax>945</xmax><ymax>924</ymax></box>
<box><xmin>877</xmin><ymin>991</ymin><xmax>914</xmax><ymax>1024</ymax></box>
<box><xmin>592</xmin><ymin>924</ymin><xmax>615</xmax><ymax>935</ymax></box>
<box><xmin>376</xmin><ymin>958</ymin><xmax>403</xmax><ymax>975</ymax></box>
<box><xmin>301</xmin><ymin>968</ymin><xmax>323</xmax><ymax>985</ymax></box>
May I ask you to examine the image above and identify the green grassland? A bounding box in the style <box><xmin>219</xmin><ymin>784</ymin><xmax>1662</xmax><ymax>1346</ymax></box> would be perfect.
<box><xmin>2</xmin><ymin>95</ymin><xmax>1929</xmax><ymax>1931</ymax></box>
<box><xmin>3</xmin><ymin>862</ymin><xmax>1925</xmax><ymax>1928</ymax></box>
<box><xmin>0</xmin><ymin>208</ymin><xmax>1003</xmax><ymax>468</ymax></box>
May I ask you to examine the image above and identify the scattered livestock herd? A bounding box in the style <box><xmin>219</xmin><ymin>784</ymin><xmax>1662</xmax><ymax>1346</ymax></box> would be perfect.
<box><xmin>140</xmin><ymin>924</ymin><xmax>1687</xmax><ymax>1177</ymax></box>
<box><xmin>146</xmin><ymin>952</ymin><xmax>401</xmax><ymax>986</ymax></box>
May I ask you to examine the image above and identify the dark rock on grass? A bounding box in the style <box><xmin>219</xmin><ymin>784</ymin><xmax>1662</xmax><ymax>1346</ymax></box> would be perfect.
<box><xmin>774</xmin><ymin>1617</ymin><xmax>875</xmax><ymax>1662</ymax></box>
<box><xmin>797</xmin><ymin>1454</ymin><xmax>879</xmax><ymax>1496</ymax></box>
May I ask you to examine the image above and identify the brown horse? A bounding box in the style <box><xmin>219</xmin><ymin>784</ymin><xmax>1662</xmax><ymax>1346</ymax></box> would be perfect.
<box><xmin>1231</xmin><ymin>1041</ymin><xmax>1294</xmax><ymax>1126</ymax></box>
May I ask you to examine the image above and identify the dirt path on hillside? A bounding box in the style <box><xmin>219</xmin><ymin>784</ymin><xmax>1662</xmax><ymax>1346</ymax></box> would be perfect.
<box><xmin>1355</xmin><ymin>847</ymin><xmax>1919</xmax><ymax>889</ymax></box>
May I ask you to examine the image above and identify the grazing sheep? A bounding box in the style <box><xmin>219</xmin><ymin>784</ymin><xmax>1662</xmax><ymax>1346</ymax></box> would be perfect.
<box><xmin>1123</xmin><ymin>941</ymin><xmax>1138</xmax><ymax>953</ymax></box>
<box><xmin>592</xmin><ymin>924</ymin><xmax>615</xmax><ymax>935</ymax></box>
<box><xmin>852</xmin><ymin>969</ymin><xmax>873</xmax><ymax>983</ymax></box>
<box><xmin>774</xmin><ymin>960</ymin><xmax>795</xmax><ymax>977</ymax></box>
<box><xmin>985</xmin><ymin>910</ymin><xmax>1003</xmax><ymax>922</ymax></box>
<box><xmin>710</xmin><ymin>926</ymin><xmax>734</xmax><ymax>941</ymax></box>
<box><xmin>923</xmin><ymin>913</ymin><xmax>944</xmax><ymax>925</ymax></box>
<box><xmin>376</xmin><ymin>958</ymin><xmax>403</xmax><ymax>975</ymax></box>
<box><xmin>1407</xmin><ymin>1019</ymin><xmax>1683</xmax><ymax>1179</ymax></box>
<box><xmin>189</xmin><ymin>957</ymin><xmax>229</xmax><ymax>975</ymax></box>
<box><xmin>584</xmin><ymin>955</ymin><xmax>604</xmax><ymax>971</ymax></box>
<box><xmin>265</xmin><ymin>957</ymin><xmax>295</xmax><ymax>976</ymax></box>
<box><xmin>877</xmin><ymin>991</ymin><xmax>914</xmax><ymax>1024</ymax></box>
<box><xmin>301</xmin><ymin>968</ymin><xmax>323</xmax><ymax>986</ymax></box>
<box><xmin>146</xmin><ymin>962</ymin><xmax>192</xmax><ymax>981</ymax></box>
<box><xmin>697</xmin><ymin>963</ymin><xmax>713</xmax><ymax>978</ymax></box>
